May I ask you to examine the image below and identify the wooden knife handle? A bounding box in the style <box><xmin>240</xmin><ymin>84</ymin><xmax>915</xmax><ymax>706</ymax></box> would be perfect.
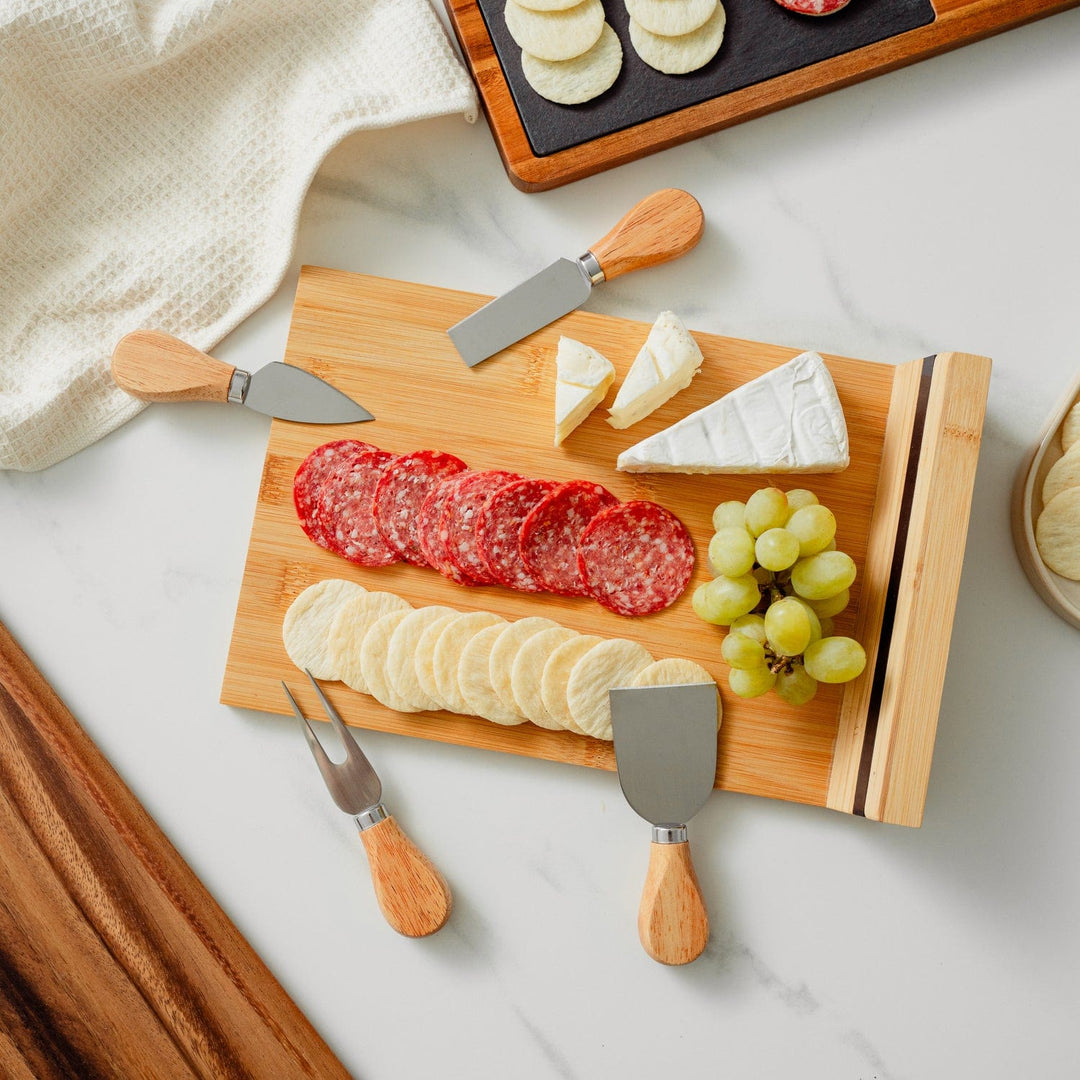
<box><xmin>358</xmin><ymin>814</ymin><xmax>452</xmax><ymax>937</ymax></box>
<box><xmin>588</xmin><ymin>189</ymin><xmax>704</xmax><ymax>283</ymax></box>
<box><xmin>111</xmin><ymin>330</ymin><xmax>236</xmax><ymax>403</ymax></box>
<box><xmin>637</xmin><ymin>839</ymin><xmax>709</xmax><ymax>965</ymax></box>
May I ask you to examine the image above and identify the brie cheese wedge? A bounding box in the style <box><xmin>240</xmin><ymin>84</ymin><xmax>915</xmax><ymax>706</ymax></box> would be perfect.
<box><xmin>607</xmin><ymin>310</ymin><xmax>703</xmax><ymax>429</ymax></box>
<box><xmin>554</xmin><ymin>337</ymin><xmax>616</xmax><ymax>446</ymax></box>
<box><xmin>616</xmin><ymin>351</ymin><xmax>849</xmax><ymax>474</ymax></box>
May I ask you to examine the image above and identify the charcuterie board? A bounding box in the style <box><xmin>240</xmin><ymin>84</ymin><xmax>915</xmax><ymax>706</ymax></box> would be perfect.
<box><xmin>221</xmin><ymin>266</ymin><xmax>990</xmax><ymax>827</ymax></box>
<box><xmin>444</xmin><ymin>0</ymin><xmax>1079</xmax><ymax>190</ymax></box>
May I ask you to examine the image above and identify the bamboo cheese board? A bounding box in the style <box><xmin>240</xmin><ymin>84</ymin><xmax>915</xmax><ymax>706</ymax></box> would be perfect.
<box><xmin>444</xmin><ymin>0</ymin><xmax>1079</xmax><ymax>191</ymax></box>
<box><xmin>222</xmin><ymin>265</ymin><xmax>991</xmax><ymax>827</ymax></box>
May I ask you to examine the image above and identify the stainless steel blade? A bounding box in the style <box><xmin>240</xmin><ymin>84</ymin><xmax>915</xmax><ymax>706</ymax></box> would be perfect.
<box><xmin>447</xmin><ymin>257</ymin><xmax>595</xmax><ymax>367</ymax></box>
<box><xmin>609</xmin><ymin>683</ymin><xmax>718</xmax><ymax>827</ymax></box>
<box><xmin>243</xmin><ymin>362</ymin><xmax>374</xmax><ymax>423</ymax></box>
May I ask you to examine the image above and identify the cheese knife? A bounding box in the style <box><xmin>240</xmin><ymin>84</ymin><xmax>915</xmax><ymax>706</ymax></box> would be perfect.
<box><xmin>609</xmin><ymin>681</ymin><xmax>718</xmax><ymax>965</ymax></box>
<box><xmin>111</xmin><ymin>330</ymin><xmax>373</xmax><ymax>423</ymax></box>
<box><xmin>448</xmin><ymin>189</ymin><xmax>705</xmax><ymax>367</ymax></box>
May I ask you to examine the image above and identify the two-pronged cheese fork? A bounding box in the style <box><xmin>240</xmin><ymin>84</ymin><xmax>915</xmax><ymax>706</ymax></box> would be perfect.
<box><xmin>282</xmin><ymin>672</ymin><xmax>451</xmax><ymax>937</ymax></box>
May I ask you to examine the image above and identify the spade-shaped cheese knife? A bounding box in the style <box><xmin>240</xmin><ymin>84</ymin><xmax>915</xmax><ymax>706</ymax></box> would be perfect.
<box><xmin>609</xmin><ymin>682</ymin><xmax>719</xmax><ymax>965</ymax></box>
<box><xmin>448</xmin><ymin>189</ymin><xmax>704</xmax><ymax>367</ymax></box>
<box><xmin>111</xmin><ymin>330</ymin><xmax>373</xmax><ymax>424</ymax></box>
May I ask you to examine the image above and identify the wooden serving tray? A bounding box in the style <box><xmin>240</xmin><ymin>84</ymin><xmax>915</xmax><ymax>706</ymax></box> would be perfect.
<box><xmin>222</xmin><ymin>266</ymin><xmax>990</xmax><ymax>827</ymax></box>
<box><xmin>445</xmin><ymin>0</ymin><xmax>1079</xmax><ymax>191</ymax></box>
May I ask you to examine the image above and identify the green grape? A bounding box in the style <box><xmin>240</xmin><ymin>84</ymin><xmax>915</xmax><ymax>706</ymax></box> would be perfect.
<box><xmin>785</xmin><ymin>488</ymin><xmax>819</xmax><ymax>512</ymax></box>
<box><xmin>803</xmin><ymin>636</ymin><xmax>867</xmax><ymax>683</ymax></box>
<box><xmin>728</xmin><ymin>665</ymin><xmax>777</xmax><ymax>699</ymax></box>
<box><xmin>806</xmin><ymin>588</ymin><xmax>849</xmax><ymax>619</ymax></box>
<box><xmin>785</xmin><ymin>504</ymin><xmax>837</xmax><ymax>557</ymax></box>
<box><xmin>721</xmin><ymin>633</ymin><xmax>766</xmax><ymax>670</ymax></box>
<box><xmin>823</xmin><ymin>538</ymin><xmax>837</xmax><ymax>551</ymax></box>
<box><xmin>775</xmin><ymin>665</ymin><xmax>818</xmax><ymax>705</ymax></box>
<box><xmin>764</xmin><ymin>596</ymin><xmax>813</xmax><ymax>657</ymax></box>
<box><xmin>691</xmin><ymin>574</ymin><xmax>761</xmax><ymax>625</ymax></box>
<box><xmin>755</xmin><ymin>527</ymin><xmax>801</xmax><ymax>572</ymax></box>
<box><xmin>708</xmin><ymin>527</ymin><xmax>756</xmax><ymax>577</ymax></box>
<box><xmin>818</xmin><ymin>617</ymin><xmax>835</xmax><ymax>638</ymax></box>
<box><xmin>729</xmin><ymin>613</ymin><xmax>767</xmax><ymax>644</ymax></box>
<box><xmin>711</xmin><ymin>500</ymin><xmax>747</xmax><ymax>531</ymax></box>
<box><xmin>789</xmin><ymin>596</ymin><xmax>822</xmax><ymax>644</ymax></box>
<box><xmin>753</xmin><ymin>566</ymin><xmax>774</xmax><ymax>586</ymax></box>
<box><xmin>744</xmin><ymin>487</ymin><xmax>790</xmax><ymax>537</ymax></box>
<box><xmin>790</xmin><ymin>551</ymin><xmax>857</xmax><ymax>600</ymax></box>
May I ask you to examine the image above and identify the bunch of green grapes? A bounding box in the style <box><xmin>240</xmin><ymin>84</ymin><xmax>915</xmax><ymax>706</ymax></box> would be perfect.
<box><xmin>691</xmin><ymin>486</ymin><xmax>867</xmax><ymax>704</ymax></box>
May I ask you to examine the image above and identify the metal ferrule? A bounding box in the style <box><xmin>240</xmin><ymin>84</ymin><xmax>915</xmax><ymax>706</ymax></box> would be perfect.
<box><xmin>355</xmin><ymin>803</ymin><xmax>389</xmax><ymax>831</ymax></box>
<box><xmin>227</xmin><ymin>368</ymin><xmax>250</xmax><ymax>405</ymax></box>
<box><xmin>652</xmin><ymin>824</ymin><xmax>688</xmax><ymax>844</ymax></box>
<box><xmin>578</xmin><ymin>251</ymin><xmax>605</xmax><ymax>286</ymax></box>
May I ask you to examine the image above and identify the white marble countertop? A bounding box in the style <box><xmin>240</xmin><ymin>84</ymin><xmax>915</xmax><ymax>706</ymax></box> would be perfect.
<box><xmin>3</xmin><ymin>7</ymin><xmax>1079</xmax><ymax>1077</ymax></box>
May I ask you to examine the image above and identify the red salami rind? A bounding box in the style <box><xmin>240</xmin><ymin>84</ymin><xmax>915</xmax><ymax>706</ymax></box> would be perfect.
<box><xmin>476</xmin><ymin>478</ymin><xmax>557</xmax><ymax>593</ymax></box>
<box><xmin>293</xmin><ymin>439</ymin><xmax>376</xmax><ymax>549</ymax></box>
<box><xmin>519</xmin><ymin>480</ymin><xmax>618</xmax><ymax>596</ymax></box>
<box><xmin>577</xmin><ymin>501</ymin><xmax>695</xmax><ymax>616</ymax></box>
<box><xmin>372</xmin><ymin>450</ymin><xmax>468</xmax><ymax>565</ymax></box>
<box><xmin>443</xmin><ymin>470</ymin><xmax>523</xmax><ymax>585</ymax></box>
<box><xmin>772</xmin><ymin>0</ymin><xmax>852</xmax><ymax>14</ymax></box>
<box><xmin>316</xmin><ymin>448</ymin><xmax>400</xmax><ymax>567</ymax></box>
<box><xmin>418</xmin><ymin>472</ymin><xmax>477</xmax><ymax>584</ymax></box>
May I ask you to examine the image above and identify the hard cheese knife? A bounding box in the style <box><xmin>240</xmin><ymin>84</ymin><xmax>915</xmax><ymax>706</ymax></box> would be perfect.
<box><xmin>111</xmin><ymin>330</ymin><xmax>373</xmax><ymax>423</ymax></box>
<box><xmin>448</xmin><ymin>188</ymin><xmax>704</xmax><ymax>367</ymax></box>
<box><xmin>609</xmin><ymin>681</ymin><xmax>719</xmax><ymax>966</ymax></box>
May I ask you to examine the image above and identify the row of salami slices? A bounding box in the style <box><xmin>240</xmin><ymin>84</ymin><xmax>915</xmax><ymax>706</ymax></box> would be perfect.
<box><xmin>292</xmin><ymin>438</ymin><xmax>695</xmax><ymax>617</ymax></box>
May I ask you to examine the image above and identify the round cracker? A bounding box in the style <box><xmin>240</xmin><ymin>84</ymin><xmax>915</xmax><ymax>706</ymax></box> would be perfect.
<box><xmin>490</xmin><ymin>617</ymin><xmax>561</xmax><ymax>714</ymax></box>
<box><xmin>1042</xmin><ymin>441</ymin><xmax>1080</xmax><ymax>506</ymax></box>
<box><xmin>624</xmin><ymin>0</ymin><xmax>716</xmax><ymax>37</ymax></box>
<box><xmin>282</xmin><ymin>579</ymin><xmax>367</xmax><ymax>681</ymax></box>
<box><xmin>632</xmin><ymin>658</ymin><xmax>722</xmax><ymax>730</ymax></box>
<box><xmin>520</xmin><ymin>23</ymin><xmax>622</xmax><ymax>105</ymax></box>
<box><xmin>458</xmin><ymin>623</ymin><xmax>527</xmax><ymax>725</ymax></box>
<box><xmin>566</xmin><ymin>638</ymin><xmax>654</xmax><ymax>740</ymax></box>
<box><xmin>540</xmin><ymin>635</ymin><xmax>604</xmax><ymax>734</ymax></box>
<box><xmin>1036</xmin><ymin>486</ymin><xmax>1080</xmax><ymax>580</ymax></box>
<box><xmin>433</xmin><ymin>611</ymin><xmax>507</xmax><ymax>715</ymax></box>
<box><xmin>328</xmin><ymin>591</ymin><xmax>414</xmax><ymax>693</ymax></box>
<box><xmin>359</xmin><ymin>609</ymin><xmax>413</xmax><ymax>711</ymax></box>
<box><xmin>413</xmin><ymin>612</ymin><xmax>463</xmax><ymax>710</ymax></box>
<box><xmin>514</xmin><ymin>0</ymin><xmax>581</xmax><ymax>11</ymax></box>
<box><xmin>385</xmin><ymin>606</ymin><xmax>460</xmax><ymax>712</ymax></box>
<box><xmin>629</xmin><ymin>2</ymin><xmax>726</xmax><ymax>74</ymax></box>
<box><xmin>511</xmin><ymin>626</ymin><xmax>579</xmax><ymax>728</ymax></box>
<box><xmin>504</xmin><ymin>0</ymin><xmax>605</xmax><ymax>62</ymax></box>
<box><xmin>1061</xmin><ymin>400</ymin><xmax>1080</xmax><ymax>453</ymax></box>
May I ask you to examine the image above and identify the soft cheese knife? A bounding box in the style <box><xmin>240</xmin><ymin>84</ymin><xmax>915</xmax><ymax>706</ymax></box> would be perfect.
<box><xmin>609</xmin><ymin>681</ymin><xmax>718</xmax><ymax>965</ymax></box>
<box><xmin>111</xmin><ymin>330</ymin><xmax>373</xmax><ymax>423</ymax></box>
<box><xmin>447</xmin><ymin>189</ymin><xmax>704</xmax><ymax>367</ymax></box>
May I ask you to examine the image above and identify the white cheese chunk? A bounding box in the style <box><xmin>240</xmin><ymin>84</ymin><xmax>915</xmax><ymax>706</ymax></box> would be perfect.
<box><xmin>607</xmin><ymin>310</ymin><xmax>703</xmax><ymax>429</ymax></box>
<box><xmin>554</xmin><ymin>336</ymin><xmax>615</xmax><ymax>446</ymax></box>
<box><xmin>616</xmin><ymin>351</ymin><xmax>849</xmax><ymax>474</ymax></box>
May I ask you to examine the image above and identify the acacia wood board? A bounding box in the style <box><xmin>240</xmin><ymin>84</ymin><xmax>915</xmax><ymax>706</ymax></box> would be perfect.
<box><xmin>222</xmin><ymin>265</ymin><xmax>990</xmax><ymax>827</ymax></box>
<box><xmin>0</xmin><ymin>616</ymin><xmax>349</xmax><ymax>1080</ymax></box>
<box><xmin>444</xmin><ymin>0</ymin><xmax>1080</xmax><ymax>191</ymax></box>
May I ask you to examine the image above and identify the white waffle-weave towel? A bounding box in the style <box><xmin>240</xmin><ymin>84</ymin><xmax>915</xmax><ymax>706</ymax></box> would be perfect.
<box><xmin>0</xmin><ymin>0</ymin><xmax>478</xmax><ymax>471</ymax></box>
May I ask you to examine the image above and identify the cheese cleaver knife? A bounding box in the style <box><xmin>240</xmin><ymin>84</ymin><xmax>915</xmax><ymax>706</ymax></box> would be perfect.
<box><xmin>609</xmin><ymin>681</ymin><xmax>719</xmax><ymax>966</ymax></box>
<box><xmin>111</xmin><ymin>330</ymin><xmax>373</xmax><ymax>423</ymax></box>
<box><xmin>448</xmin><ymin>189</ymin><xmax>704</xmax><ymax>367</ymax></box>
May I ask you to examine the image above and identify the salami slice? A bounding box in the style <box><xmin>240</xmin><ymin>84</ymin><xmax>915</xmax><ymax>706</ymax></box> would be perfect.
<box><xmin>476</xmin><ymin>477</ymin><xmax>557</xmax><ymax>593</ymax></box>
<box><xmin>577</xmin><ymin>500</ymin><xmax>695</xmax><ymax>616</ymax></box>
<box><xmin>372</xmin><ymin>450</ymin><xmax>468</xmax><ymax>565</ymax></box>
<box><xmin>443</xmin><ymin>470</ymin><xmax>523</xmax><ymax>585</ymax></box>
<box><xmin>418</xmin><ymin>471</ymin><xmax>478</xmax><ymax>584</ymax></box>
<box><xmin>316</xmin><ymin>448</ymin><xmax>401</xmax><ymax>567</ymax></box>
<box><xmin>293</xmin><ymin>439</ymin><xmax>376</xmax><ymax>549</ymax></box>
<box><xmin>772</xmin><ymin>0</ymin><xmax>852</xmax><ymax>14</ymax></box>
<box><xmin>519</xmin><ymin>480</ymin><xmax>617</xmax><ymax>596</ymax></box>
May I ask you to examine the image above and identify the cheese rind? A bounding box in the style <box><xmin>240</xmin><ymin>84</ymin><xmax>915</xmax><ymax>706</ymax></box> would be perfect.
<box><xmin>607</xmin><ymin>310</ymin><xmax>703</xmax><ymax>430</ymax></box>
<box><xmin>554</xmin><ymin>336</ymin><xmax>615</xmax><ymax>446</ymax></box>
<box><xmin>616</xmin><ymin>350</ymin><xmax>849</xmax><ymax>474</ymax></box>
